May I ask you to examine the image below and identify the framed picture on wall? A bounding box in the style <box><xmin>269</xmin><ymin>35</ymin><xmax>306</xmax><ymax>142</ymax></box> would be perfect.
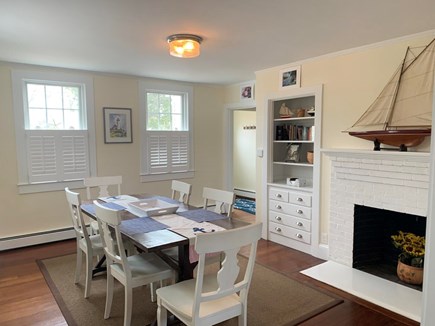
<box><xmin>103</xmin><ymin>107</ymin><xmax>133</xmax><ymax>143</ymax></box>
<box><xmin>240</xmin><ymin>82</ymin><xmax>254</xmax><ymax>100</ymax></box>
<box><xmin>279</xmin><ymin>65</ymin><xmax>301</xmax><ymax>89</ymax></box>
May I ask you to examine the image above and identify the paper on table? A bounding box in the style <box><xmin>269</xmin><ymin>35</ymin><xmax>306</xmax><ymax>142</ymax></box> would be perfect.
<box><xmin>168</xmin><ymin>221</ymin><xmax>225</xmax><ymax>240</ymax></box>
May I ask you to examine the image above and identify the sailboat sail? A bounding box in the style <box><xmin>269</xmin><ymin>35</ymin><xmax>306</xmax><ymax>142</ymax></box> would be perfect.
<box><xmin>389</xmin><ymin>40</ymin><xmax>435</xmax><ymax>128</ymax></box>
<box><xmin>347</xmin><ymin>65</ymin><xmax>402</xmax><ymax>132</ymax></box>
<box><xmin>346</xmin><ymin>38</ymin><xmax>435</xmax><ymax>149</ymax></box>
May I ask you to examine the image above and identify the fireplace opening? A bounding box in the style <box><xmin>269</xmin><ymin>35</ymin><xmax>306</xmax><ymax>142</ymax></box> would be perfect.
<box><xmin>353</xmin><ymin>205</ymin><xmax>426</xmax><ymax>291</ymax></box>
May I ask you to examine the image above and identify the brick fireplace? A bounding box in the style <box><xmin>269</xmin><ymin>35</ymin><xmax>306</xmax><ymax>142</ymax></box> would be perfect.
<box><xmin>327</xmin><ymin>150</ymin><xmax>429</xmax><ymax>266</ymax></box>
<box><xmin>302</xmin><ymin>149</ymin><xmax>430</xmax><ymax>322</ymax></box>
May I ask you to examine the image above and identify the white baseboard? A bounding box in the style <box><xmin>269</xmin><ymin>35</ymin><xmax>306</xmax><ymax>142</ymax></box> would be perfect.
<box><xmin>234</xmin><ymin>189</ymin><xmax>256</xmax><ymax>199</ymax></box>
<box><xmin>0</xmin><ymin>228</ymin><xmax>75</xmax><ymax>251</ymax></box>
<box><xmin>314</xmin><ymin>243</ymin><xmax>329</xmax><ymax>260</ymax></box>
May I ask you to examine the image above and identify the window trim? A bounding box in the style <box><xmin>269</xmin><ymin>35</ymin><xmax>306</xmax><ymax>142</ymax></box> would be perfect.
<box><xmin>139</xmin><ymin>80</ymin><xmax>194</xmax><ymax>182</ymax></box>
<box><xmin>12</xmin><ymin>70</ymin><xmax>96</xmax><ymax>193</ymax></box>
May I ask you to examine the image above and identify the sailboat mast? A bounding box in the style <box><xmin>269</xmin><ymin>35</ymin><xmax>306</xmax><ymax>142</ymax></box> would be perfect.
<box><xmin>384</xmin><ymin>46</ymin><xmax>409</xmax><ymax>130</ymax></box>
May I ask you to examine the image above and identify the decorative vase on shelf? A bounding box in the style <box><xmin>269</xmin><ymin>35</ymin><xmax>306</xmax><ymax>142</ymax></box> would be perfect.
<box><xmin>397</xmin><ymin>260</ymin><xmax>423</xmax><ymax>285</ymax></box>
<box><xmin>306</xmin><ymin>151</ymin><xmax>314</xmax><ymax>164</ymax></box>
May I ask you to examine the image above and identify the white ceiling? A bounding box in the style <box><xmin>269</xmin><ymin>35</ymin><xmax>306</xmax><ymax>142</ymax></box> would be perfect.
<box><xmin>1</xmin><ymin>0</ymin><xmax>435</xmax><ymax>85</ymax></box>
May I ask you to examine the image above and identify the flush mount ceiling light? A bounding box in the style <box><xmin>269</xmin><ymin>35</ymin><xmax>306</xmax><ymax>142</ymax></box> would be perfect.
<box><xmin>167</xmin><ymin>34</ymin><xmax>203</xmax><ymax>58</ymax></box>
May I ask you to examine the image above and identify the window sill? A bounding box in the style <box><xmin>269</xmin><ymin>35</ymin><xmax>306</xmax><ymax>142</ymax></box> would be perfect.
<box><xmin>18</xmin><ymin>180</ymin><xmax>84</xmax><ymax>194</ymax></box>
<box><xmin>140</xmin><ymin>171</ymin><xmax>194</xmax><ymax>183</ymax></box>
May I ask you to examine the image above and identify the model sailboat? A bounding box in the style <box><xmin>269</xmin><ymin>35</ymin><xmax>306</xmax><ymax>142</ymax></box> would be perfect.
<box><xmin>345</xmin><ymin>38</ymin><xmax>435</xmax><ymax>151</ymax></box>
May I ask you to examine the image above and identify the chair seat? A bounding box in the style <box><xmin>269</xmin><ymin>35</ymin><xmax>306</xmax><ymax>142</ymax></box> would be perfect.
<box><xmin>111</xmin><ymin>252</ymin><xmax>174</xmax><ymax>286</ymax></box>
<box><xmin>90</xmin><ymin>220</ymin><xmax>99</xmax><ymax>232</ymax></box>
<box><xmin>157</xmin><ymin>275</ymin><xmax>242</xmax><ymax>322</ymax></box>
<box><xmin>79</xmin><ymin>234</ymin><xmax>104</xmax><ymax>253</ymax></box>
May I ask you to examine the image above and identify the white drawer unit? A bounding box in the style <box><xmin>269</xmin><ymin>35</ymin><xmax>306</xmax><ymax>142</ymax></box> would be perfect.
<box><xmin>268</xmin><ymin>187</ymin><xmax>313</xmax><ymax>252</ymax></box>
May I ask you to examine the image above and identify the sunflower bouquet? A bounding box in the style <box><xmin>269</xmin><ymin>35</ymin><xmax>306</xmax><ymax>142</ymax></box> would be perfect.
<box><xmin>391</xmin><ymin>231</ymin><xmax>425</xmax><ymax>268</ymax></box>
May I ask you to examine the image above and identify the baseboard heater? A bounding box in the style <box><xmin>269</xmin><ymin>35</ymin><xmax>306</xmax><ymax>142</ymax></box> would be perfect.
<box><xmin>233</xmin><ymin>188</ymin><xmax>256</xmax><ymax>199</ymax></box>
<box><xmin>0</xmin><ymin>227</ymin><xmax>76</xmax><ymax>251</ymax></box>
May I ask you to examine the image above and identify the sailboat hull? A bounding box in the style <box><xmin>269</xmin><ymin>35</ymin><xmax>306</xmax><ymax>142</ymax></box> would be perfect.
<box><xmin>349</xmin><ymin>129</ymin><xmax>431</xmax><ymax>148</ymax></box>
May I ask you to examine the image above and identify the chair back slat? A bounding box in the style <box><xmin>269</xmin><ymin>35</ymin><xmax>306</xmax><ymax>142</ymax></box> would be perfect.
<box><xmin>84</xmin><ymin>176</ymin><xmax>122</xmax><ymax>199</ymax></box>
<box><xmin>171</xmin><ymin>180</ymin><xmax>192</xmax><ymax>204</ymax></box>
<box><xmin>202</xmin><ymin>187</ymin><xmax>235</xmax><ymax>217</ymax></box>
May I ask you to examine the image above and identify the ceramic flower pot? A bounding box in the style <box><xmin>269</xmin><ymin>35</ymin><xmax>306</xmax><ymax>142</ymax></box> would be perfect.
<box><xmin>397</xmin><ymin>260</ymin><xmax>423</xmax><ymax>285</ymax></box>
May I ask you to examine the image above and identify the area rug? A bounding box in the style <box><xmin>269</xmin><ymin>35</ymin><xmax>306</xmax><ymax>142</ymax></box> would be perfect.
<box><xmin>234</xmin><ymin>198</ymin><xmax>256</xmax><ymax>215</ymax></box>
<box><xmin>38</xmin><ymin>254</ymin><xmax>342</xmax><ymax>326</ymax></box>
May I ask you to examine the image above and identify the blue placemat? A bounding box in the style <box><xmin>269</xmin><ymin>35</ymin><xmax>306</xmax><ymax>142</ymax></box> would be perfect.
<box><xmin>120</xmin><ymin>217</ymin><xmax>169</xmax><ymax>236</ymax></box>
<box><xmin>80</xmin><ymin>202</ymin><xmax>125</xmax><ymax>215</ymax></box>
<box><xmin>177</xmin><ymin>209</ymin><xmax>227</xmax><ymax>222</ymax></box>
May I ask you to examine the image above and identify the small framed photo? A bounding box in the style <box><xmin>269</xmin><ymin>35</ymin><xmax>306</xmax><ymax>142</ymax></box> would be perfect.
<box><xmin>103</xmin><ymin>107</ymin><xmax>132</xmax><ymax>144</ymax></box>
<box><xmin>240</xmin><ymin>82</ymin><xmax>254</xmax><ymax>100</ymax></box>
<box><xmin>279</xmin><ymin>66</ymin><xmax>301</xmax><ymax>89</ymax></box>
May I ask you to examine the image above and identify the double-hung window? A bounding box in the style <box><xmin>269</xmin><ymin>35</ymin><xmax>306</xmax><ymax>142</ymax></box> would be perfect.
<box><xmin>139</xmin><ymin>80</ymin><xmax>194</xmax><ymax>181</ymax></box>
<box><xmin>12</xmin><ymin>70</ymin><xmax>96</xmax><ymax>193</ymax></box>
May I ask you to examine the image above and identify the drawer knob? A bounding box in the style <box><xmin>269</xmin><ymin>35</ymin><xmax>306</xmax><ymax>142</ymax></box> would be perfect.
<box><xmin>297</xmin><ymin>221</ymin><xmax>303</xmax><ymax>227</ymax></box>
<box><xmin>297</xmin><ymin>197</ymin><xmax>303</xmax><ymax>202</ymax></box>
<box><xmin>275</xmin><ymin>227</ymin><xmax>282</xmax><ymax>232</ymax></box>
<box><xmin>276</xmin><ymin>205</ymin><xmax>282</xmax><ymax>209</ymax></box>
<box><xmin>276</xmin><ymin>194</ymin><xmax>282</xmax><ymax>198</ymax></box>
<box><xmin>275</xmin><ymin>216</ymin><xmax>282</xmax><ymax>221</ymax></box>
<box><xmin>297</xmin><ymin>209</ymin><xmax>303</xmax><ymax>214</ymax></box>
<box><xmin>296</xmin><ymin>233</ymin><xmax>303</xmax><ymax>239</ymax></box>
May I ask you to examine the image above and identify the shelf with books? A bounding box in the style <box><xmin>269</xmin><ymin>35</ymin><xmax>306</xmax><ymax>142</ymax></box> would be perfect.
<box><xmin>265</xmin><ymin>85</ymin><xmax>322</xmax><ymax>256</ymax></box>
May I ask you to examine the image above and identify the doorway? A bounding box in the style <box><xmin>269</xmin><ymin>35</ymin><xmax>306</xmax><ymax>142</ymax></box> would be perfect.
<box><xmin>225</xmin><ymin>104</ymin><xmax>256</xmax><ymax>199</ymax></box>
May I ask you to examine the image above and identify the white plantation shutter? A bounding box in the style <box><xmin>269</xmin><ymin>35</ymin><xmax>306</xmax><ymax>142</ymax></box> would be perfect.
<box><xmin>27</xmin><ymin>133</ymin><xmax>57</xmax><ymax>183</ymax></box>
<box><xmin>171</xmin><ymin>132</ymin><xmax>189</xmax><ymax>171</ymax></box>
<box><xmin>61</xmin><ymin>133</ymin><xmax>89</xmax><ymax>179</ymax></box>
<box><xmin>145</xmin><ymin>131</ymin><xmax>191</xmax><ymax>175</ymax></box>
<box><xmin>26</xmin><ymin>130</ymin><xmax>90</xmax><ymax>183</ymax></box>
<box><xmin>148</xmin><ymin>133</ymin><xmax>169</xmax><ymax>174</ymax></box>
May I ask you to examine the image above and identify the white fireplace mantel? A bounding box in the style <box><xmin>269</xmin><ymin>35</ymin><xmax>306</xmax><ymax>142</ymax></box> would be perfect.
<box><xmin>323</xmin><ymin>148</ymin><xmax>430</xmax><ymax>266</ymax></box>
<box><xmin>301</xmin><ymin>148</ymin><xmax>431</xmax><ymax>322</ymax></box>
<box><xmin>322</xmin><ymin>148</ymin><xmax>430</xmax><ymax>162</ymax></box>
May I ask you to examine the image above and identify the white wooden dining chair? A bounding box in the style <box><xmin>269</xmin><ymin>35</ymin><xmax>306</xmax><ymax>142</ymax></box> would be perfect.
<box><xmin>93</xmin><ymin>200</ymin><xmax>176</xmax><ymax>326</ymax></box>
<box><xmin>160</xmin><ymin>180</ymin><xmax>193</xmax><ymax>262</ymax></box>
<box><xmin>203</xmin><ymin>187</ymin><xmax>235</xmax><ymax>217</ymax></box>
<box><xmin>171</xmin><ymin>180</ymin><xmax>192</xmax><ymax>204</ymax></box>
<box><xmin>84</xmin><ymin>175</ymin><xmax>123</xmax><ymax>234</ymax></box>
<box><xmin>65</xmin><ymin>187</ymin><xmax>104</xmax><ymax>299</ymax></box>
<box><xmin>156</xmin><ymin>222</ymin><xmax>262</xmax><ymax>326</ymax></box>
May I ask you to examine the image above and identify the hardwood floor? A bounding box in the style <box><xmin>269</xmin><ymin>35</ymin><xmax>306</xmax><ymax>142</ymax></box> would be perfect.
<box><xmin>0</xmin><ymin>210</ymin><xmax>419</xmax><ymax>326</ymax></box>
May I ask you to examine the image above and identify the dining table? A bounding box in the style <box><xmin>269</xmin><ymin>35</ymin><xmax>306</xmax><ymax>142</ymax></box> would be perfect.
<box><xmin>80</xmin><ymin>193</ymin><xmax>250</xmax><ymax>281</ymax></box>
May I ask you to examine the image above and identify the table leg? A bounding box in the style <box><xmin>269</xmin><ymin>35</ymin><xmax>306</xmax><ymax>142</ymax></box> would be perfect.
<box><xmin>178</xmin><ymin>244</ymin><xmax>196</xmax><ymax>281</ymax></box>
<box><xmin>92</xmin><ymin>255</ymin><xmax>106</xmax><ymax>277</ymax></box>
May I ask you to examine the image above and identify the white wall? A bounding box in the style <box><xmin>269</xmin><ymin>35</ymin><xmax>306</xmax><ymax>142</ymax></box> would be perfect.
<box><xmin>0</xmin><ymin>62</ymin><xmax>225</xmax><ymax>240</ymax></box>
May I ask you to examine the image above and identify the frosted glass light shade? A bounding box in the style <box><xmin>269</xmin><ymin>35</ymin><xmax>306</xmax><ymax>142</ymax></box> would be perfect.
<box><xmin>167</xmin><ymin>34</ymin><xmax>202</xmax><ymax>58</ymax></box>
